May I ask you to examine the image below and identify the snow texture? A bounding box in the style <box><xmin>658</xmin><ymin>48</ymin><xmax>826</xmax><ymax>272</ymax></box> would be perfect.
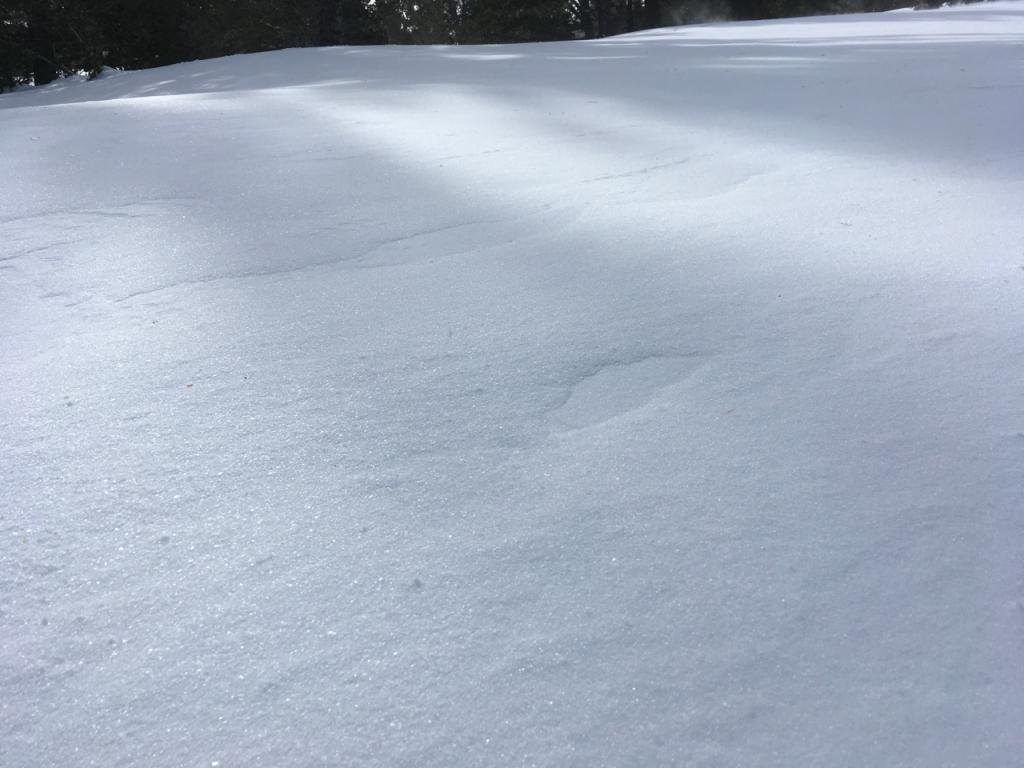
<box><xmin>2</xmin><ymin>3</ymin><xmax>1024</xmax><ymax>766</ymax></box>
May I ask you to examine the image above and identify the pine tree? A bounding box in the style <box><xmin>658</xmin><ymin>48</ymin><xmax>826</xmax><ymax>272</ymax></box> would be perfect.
<box><xmin>460</xmin><ymin>0</ymin><xmax>572</xmax><ymax>43</ymax></box>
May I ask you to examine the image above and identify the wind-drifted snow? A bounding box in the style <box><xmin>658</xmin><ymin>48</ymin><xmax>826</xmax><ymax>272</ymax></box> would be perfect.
<box><xmin>2</xmin><ymin>3</ymin><xmax>1023</xmax><ymax>766</ymax></box>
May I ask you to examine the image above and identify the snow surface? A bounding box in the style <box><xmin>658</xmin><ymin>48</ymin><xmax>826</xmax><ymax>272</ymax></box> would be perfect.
<box><xmin>2</xmin><ymin>3</ymin><xmax>1024</xmax><ymax>766</ymax></box>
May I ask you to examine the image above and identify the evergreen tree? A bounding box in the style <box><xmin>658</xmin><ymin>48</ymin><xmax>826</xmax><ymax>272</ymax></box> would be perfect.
<box><xmin>461</xmin><ymin>0</ymin><xmax>572</xmax><ymax>43</ymax></box>
<box><xmin>0</xmin><ymin>0</ymin><xmax>947</xmax><ymax>89</ymax></box>
<box><xmin>338</xmin><ymin>0</ymin><xmax>383</xmax><ymax>44</ymax></box>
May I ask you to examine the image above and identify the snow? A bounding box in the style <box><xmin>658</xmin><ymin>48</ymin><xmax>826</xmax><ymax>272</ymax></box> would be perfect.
<box><xmin>2</xmin><ymin>3</ymin><xmax>1023</xmax><ymax>765</ymax></box>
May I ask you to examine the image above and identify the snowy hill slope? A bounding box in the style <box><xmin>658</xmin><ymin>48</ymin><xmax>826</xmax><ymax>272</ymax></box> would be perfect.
<box><xmin>2</xmin><ymin>3</ymin><xmax>1023</xmax><ymax>765</ymax></box>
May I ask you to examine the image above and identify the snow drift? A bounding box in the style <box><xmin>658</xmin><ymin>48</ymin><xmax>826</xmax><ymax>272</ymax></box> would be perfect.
<box><xmin>2</xmin><ymin>3</ymin><xmax>1023</xmax><ymax>766</ymax></box>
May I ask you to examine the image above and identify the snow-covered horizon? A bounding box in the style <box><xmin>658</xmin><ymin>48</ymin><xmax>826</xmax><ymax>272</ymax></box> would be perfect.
<box><xmin>2</xmin><ymin>3</ymin><xmax>1023</xmax><ymax>766</ymax></box>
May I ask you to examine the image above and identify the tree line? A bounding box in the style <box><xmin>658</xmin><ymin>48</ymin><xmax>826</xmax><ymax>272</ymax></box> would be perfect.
<box><xmin>1</xmin><ymin>0</ymin><xmax>931</xmax><ymax>90</ymax></box>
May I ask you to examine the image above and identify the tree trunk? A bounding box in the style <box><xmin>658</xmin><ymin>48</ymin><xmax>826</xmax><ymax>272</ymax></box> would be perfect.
<box><xmin>644</xmin><ymin>0</ymin><xmax>661</xmax><ymax>28</ymax></box>
<box><xmin>28</xmin><ymin>1</ymin><xmax>57</xmax><ymax>85</ymax></box>
<box><xmin>316</xmin><ymin>0</ymin><xmax>337</xmax><ymax>45</ymax></box>
<box><xmin>578</xmin><ymin>0</ymin><xmax>594</xmax><ymax>38</ymax></box>
<box><xmin>444</xmin><ymin>0</ymin><xmax>458</xmax><ymax>42</ymax></box>
<box><xmin>595</xmin><ymin>0</ymin><xmax>609</xmax><ymax>37</ymax></box>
